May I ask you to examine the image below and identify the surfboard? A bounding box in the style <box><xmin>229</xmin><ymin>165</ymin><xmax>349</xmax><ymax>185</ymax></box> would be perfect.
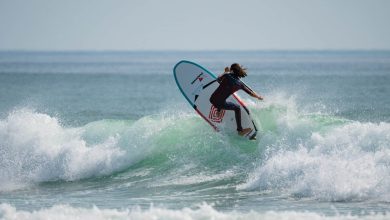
<box><xmin>173</xmin><ymin>60</ymin><xmax>257</xmax><ymax>140</ymax></box>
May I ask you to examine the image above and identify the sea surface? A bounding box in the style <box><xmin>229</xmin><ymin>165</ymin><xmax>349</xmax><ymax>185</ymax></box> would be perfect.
<box><xmin>0</xmin><ymin>51</ymin><xmax>389</xmax><ymax>219</ymax></box>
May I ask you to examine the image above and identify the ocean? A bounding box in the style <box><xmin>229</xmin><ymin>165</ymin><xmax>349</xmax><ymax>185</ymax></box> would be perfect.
<box><xmin>0</xmin><ymin>51</ymin><xmax>389</xmax><ymax>219</ymax></box>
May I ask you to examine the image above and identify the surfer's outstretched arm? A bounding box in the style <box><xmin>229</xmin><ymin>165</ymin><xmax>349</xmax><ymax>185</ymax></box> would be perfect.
<box><xmin>246</xmin><ymin>87</ymin><xmax>263</xmax><ymax>100</ymax></box>
<box><xmin>250</xmin><ymin>91</ymin><xmax>263</xmax><ymax>100</ymax></box>
<box><xmin>240</xmin><ymin>81</ymin><xmax>263</xmax><ymax>100</ymax></box>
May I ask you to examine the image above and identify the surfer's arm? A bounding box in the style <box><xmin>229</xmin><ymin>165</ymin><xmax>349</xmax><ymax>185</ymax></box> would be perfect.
<box><xmin>240</xmin><ymin>81</ymin><xmax>263</xmax><ymax>100</ymax></box>
<box><xmin>250</xmin><ymin>91</ymin><xmax>263</xmax><ymax>100</ymax></box>
<box><xmin>247</xmin><ymin>89</ymin><xmax>263</xmax><ymax>100</ymax></box>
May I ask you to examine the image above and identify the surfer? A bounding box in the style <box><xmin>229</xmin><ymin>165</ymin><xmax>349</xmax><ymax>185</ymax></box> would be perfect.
<box><xmin>210</xmin><ymin>63</ymin><xmax>263</xmax><ymax>136</ymax></box>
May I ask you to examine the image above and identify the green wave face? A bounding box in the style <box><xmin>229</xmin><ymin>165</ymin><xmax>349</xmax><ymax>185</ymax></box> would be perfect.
<box><xmin>71</xmin><ymin>100</ymin><xmax>354</xmax><ymax>193</ymax></box>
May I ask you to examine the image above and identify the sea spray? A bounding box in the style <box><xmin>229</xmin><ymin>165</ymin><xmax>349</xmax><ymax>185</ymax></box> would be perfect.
<box><xmin>0</xmin><ymin>109</ymin><xmax>126</xmax><ymax>190</ymax></box>
<box><xmin>239</xmin><ymin>119</ymin><xmax>390</xmax><ymax>202</ymax></box>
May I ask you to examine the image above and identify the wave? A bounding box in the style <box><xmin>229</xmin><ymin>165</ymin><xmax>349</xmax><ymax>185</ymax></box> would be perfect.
<box><xmin>0</xmin><ymin>109</ymin><xmax>123</xmax><ymax>190</ymax></box>
<box><xmin>240</xmin><ymin>96</ymin><xmax>390</xmax><ymax>202</ymax></box>
<box><xmin>0</xmin><ymin>95</ymin><xmax>389</xmax><ymax>203</ymax></box>
<box><xmin>0</xmin><ymin>203</ymin><xmax>388</xmax><ymax>220</ymax></box>
<box><xmin>0</xmin><ymin>108</ymin><xmax>200</xmax><ymax>191</ymax></box>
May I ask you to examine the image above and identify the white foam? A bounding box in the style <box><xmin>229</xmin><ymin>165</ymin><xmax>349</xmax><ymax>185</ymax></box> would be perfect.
<box><xmin>0</xmin><ymin>203</ymin><xmax>388</xmax><ymax>220</ymax></box>
<box><xmin>0</xmin><ymin>107</ymin><xmax>214</xmax><ymax>191</ymax></box>
<box><xmin>0</xmin><ymin>109</ymin><xmax>129</xmax><ymax>190</ymax></box>
<box><xmin>154</xmin><ymin>169</ymin><xmax>236</xmax><ymax>187</ymax></box>
<box><xmin>240</xmin><ymin>121</ymin><xmax>390</xmax><ymax>202</ymax></box>
<box><xmin>0</xmin><ymin>108</ymin><xmax>191</xmax><ymax>191</ymax></box>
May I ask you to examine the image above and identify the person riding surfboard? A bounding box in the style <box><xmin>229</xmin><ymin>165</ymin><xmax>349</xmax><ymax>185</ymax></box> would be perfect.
<box><xmin>210</xmin><ymin>63</ymin><xmax>263</xmax><ymax>136</ymax></box>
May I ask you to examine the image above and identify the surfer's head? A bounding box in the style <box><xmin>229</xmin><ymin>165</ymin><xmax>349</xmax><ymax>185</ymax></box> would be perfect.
<box><xmin>230</xmin><ymin>63</ymin><xmax>247</xmax><ymax>78</ymax></box>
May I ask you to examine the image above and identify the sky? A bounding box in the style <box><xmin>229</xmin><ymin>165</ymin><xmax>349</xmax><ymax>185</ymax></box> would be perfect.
<box><xmin>0</xmin><ymin>0</ymin><xmax>389</xmax><ymax>51</ymax></box>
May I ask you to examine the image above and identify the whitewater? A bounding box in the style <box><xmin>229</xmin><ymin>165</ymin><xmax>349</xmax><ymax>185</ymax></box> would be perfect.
<box><xmin>0</xmin><ymin>51</ymin><xmax>389</xmax><ymax>219</ymax></box>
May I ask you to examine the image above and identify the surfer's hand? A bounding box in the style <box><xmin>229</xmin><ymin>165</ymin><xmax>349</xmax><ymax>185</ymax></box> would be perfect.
<box><xmin>252</xmin><ymin>92</ymin><xmax>263</xmax><ymax>100</ymax></box>
<box><xmin>255</xmin><ymin>93</ymin><xmax>263</xmax><ymax>100</ymax></box>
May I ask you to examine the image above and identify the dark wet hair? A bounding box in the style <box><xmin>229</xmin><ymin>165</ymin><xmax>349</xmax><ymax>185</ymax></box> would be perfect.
<box><xmin>230</xmin><ymin>63</ymin><xmax>247</xmax><ymax>78</ymax></box>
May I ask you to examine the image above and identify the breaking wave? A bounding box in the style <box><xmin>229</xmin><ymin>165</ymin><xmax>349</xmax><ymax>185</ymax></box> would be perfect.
<box><xmin>0</xmin><ymin>95</ymin><xmax>389</xmax><ymax>203</ymax></box>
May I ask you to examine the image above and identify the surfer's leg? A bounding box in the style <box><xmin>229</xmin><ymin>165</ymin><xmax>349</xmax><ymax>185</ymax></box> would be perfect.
<box><xmin>224</xmin><ymin>102</ymin><xmax>242</xmax><ymax>131</ymax></box>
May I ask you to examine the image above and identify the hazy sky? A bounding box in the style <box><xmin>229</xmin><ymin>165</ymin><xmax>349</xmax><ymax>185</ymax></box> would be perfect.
<box><xmin>0</xmin><ymin>0</ymin><xmax>389</xmax><ymax>50</ymax></box>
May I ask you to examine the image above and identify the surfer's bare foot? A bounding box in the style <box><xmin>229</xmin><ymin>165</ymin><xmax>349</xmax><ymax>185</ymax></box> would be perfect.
<box><xmin>238</xmin><ymin>128</ymin><xmax>252</xmax><ymax>136</ymax></box>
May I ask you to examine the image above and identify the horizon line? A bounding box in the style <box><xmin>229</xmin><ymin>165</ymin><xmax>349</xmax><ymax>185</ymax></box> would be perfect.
<box><xmin>1</xmin><ymin>49</ymin><xmax>390</xmax><ymax>53</ymax></box>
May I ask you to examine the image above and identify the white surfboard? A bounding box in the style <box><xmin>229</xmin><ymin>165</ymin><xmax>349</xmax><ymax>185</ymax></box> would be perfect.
<box><xmin>173</xmin><ymin>60</ymin><xmax>257</xmax><ymax>140</ymax></box>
